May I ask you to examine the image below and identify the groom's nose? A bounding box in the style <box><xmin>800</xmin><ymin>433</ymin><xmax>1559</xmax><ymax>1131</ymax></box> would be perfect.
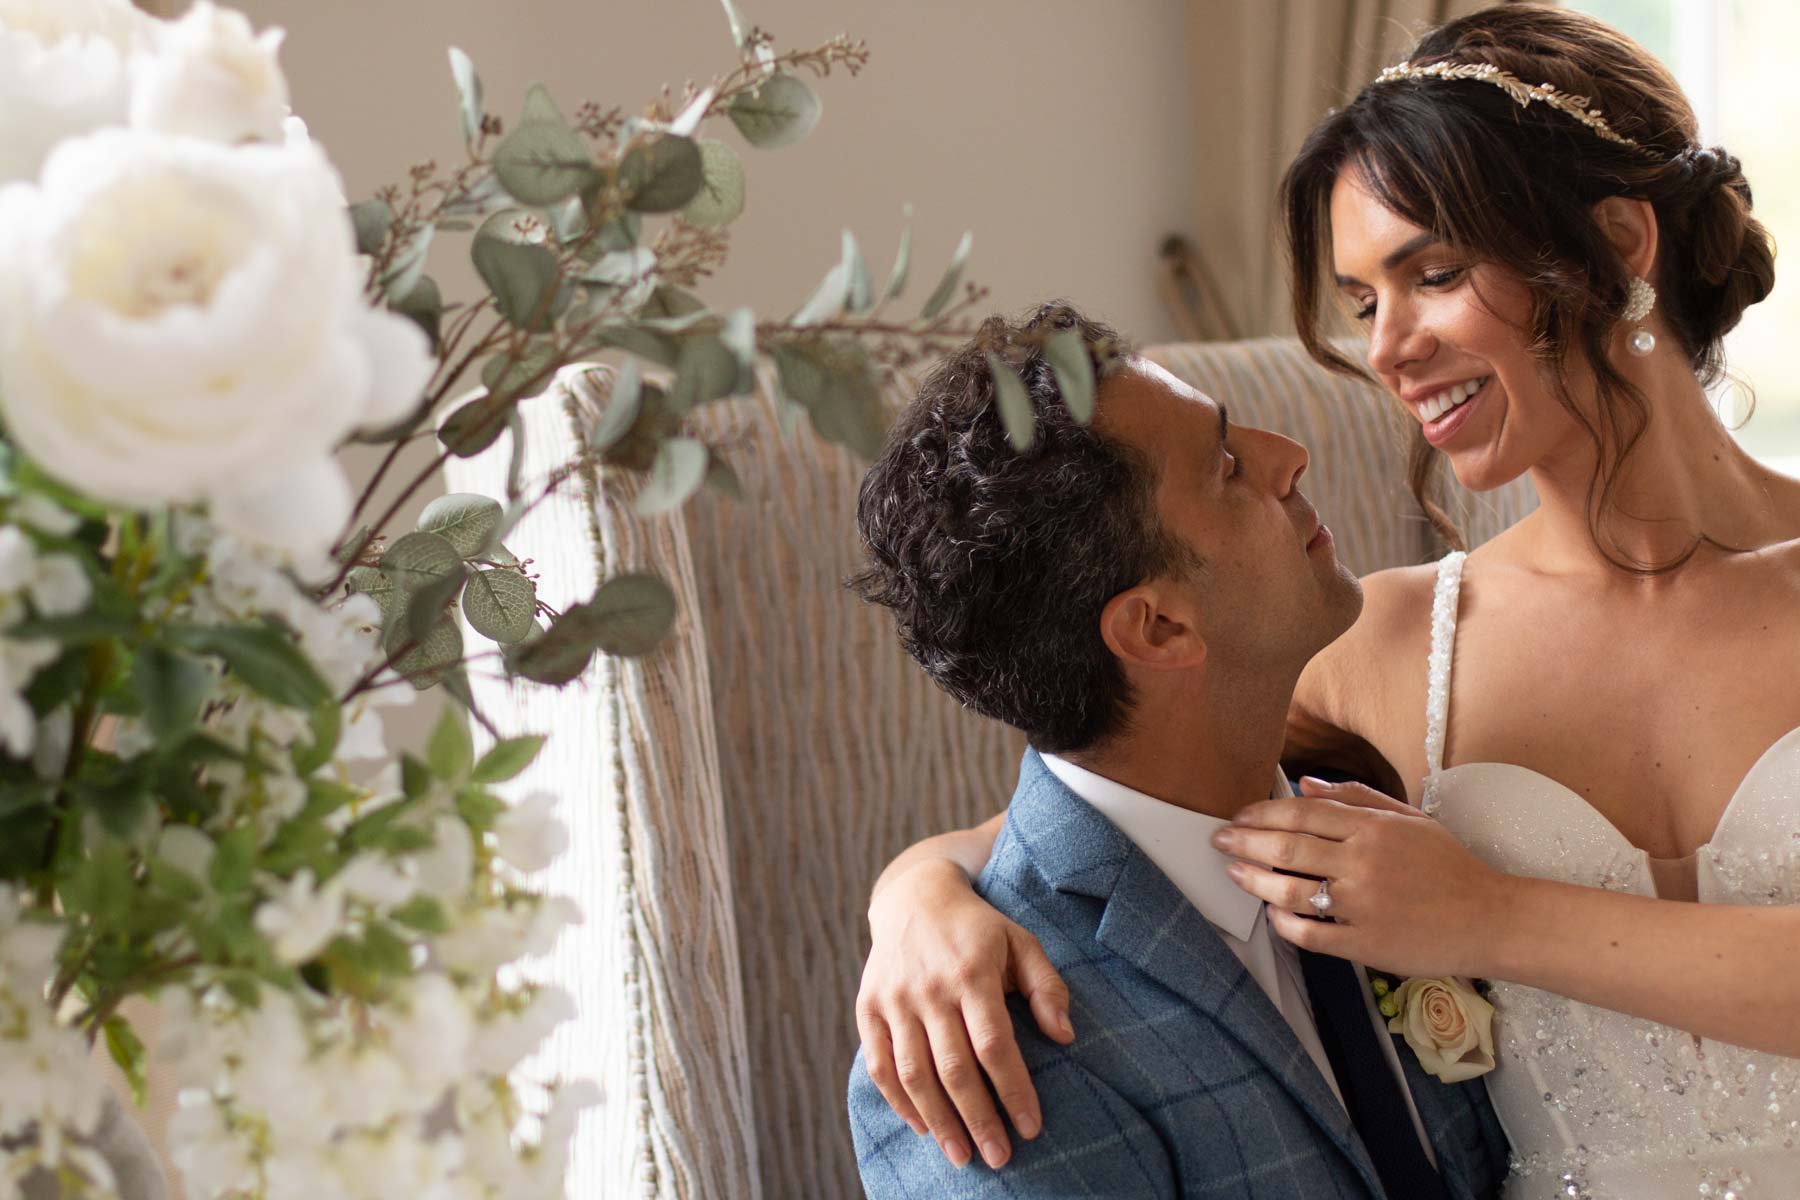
<box><xmin>1244</xmin><ymin>426</ymin><xmax>1309</xmax><ymax>498</ymax></box>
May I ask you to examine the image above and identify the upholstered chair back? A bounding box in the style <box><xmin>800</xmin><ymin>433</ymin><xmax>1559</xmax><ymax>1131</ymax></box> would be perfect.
<box><xmin>441</xmin><ymin>337</ymin><xmax>1537</xmax><ymax>1200</ymax></box>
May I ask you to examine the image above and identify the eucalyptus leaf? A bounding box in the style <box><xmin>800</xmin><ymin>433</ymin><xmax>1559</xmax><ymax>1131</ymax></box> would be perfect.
<box><xmin>883</xmin><ymin>213</ymin><xmax>912</xmax><ymax>300</ymax></box>
<box><xmin>1044</xmin><ymin>328</ymin><xmax>1096</xmax><ymax>425</ymax></box>
<box><xmin>350</xmin><ymin>199</ymin><xmax>392</xmax><ymax>257</ymax></box>
<box><xmin>680</xmin><ymin>138</ymin><xmax>746</xmax><ymax>228</ymax></box>
<box><xmin>772</xmin><ymin>338</ymin><xmax>885</xmax><ymax>459</ymax></box>
<box><xmin>400</xmin><ymin>559</ymin><xmax>470</xmax><ymax>651</ymax></box>
<box><xmin>987</xmin><ymin>352</ymin><xmax>1036</xmax><ymax>451</ymax></box>
<box><xmin>481</xmin><ymin>340</ymin><xmax>561</xmax><ymax>401</ymax></box>
<box><xmin>596</xmin><ymin>322</ymin><xmax>679</xmax><ymax>368</ymax></box>
<box><xmin>668</xmin><ymin>334</ymin><xmax>740</xmax><ymax>411</ymax></box>
<box><xmin>546</xmin><ymin>195</ymin><xmax>586</xmax><ymax>242</ymax></box>
<box><xmin>442</xmin><ymin>170</ymin><xmax>512</xmax><ymax>220</ymax></box>
<box><xmin>462</xmin><ymin>568</ymin><xmax>538</xmax><ymax>643</ymax></box>
<box><xmin>920</xmin><ymin>230</ymin><xmax>973</xmax><ymax>320</ymax></box>
<box><xmin>473</xmin><ymin>234</ymin><xmax>562</xmax><ymax>331</ymax></box>
<box><xmin>791</xmin><ymin>260</ymin><xmax>850</xmax><ymax>327</ymax></box>
<box><xmin>721</xmin><ymin>306</ymin><xmax>757</xmax><ymax>393</ymax></box>
<box><xmin>586</xmin><ymin>362</ymin><xmax>643</xmax><ymax>452</ymax></box>
<box><xmin>493</xmin><ymin>86</ymin><xmax>598</xmax><ymax>205</ymax></box>
<box><xmin>388</xmin><ymin>274</ymin><xmax>443</xmax><ymax>352</ymax></box>
<box><xmin>580</xmin><ymin>248</ymin><xmax>657</xmax><ymax>314</ymax></box>
<box><xmin>620</xmin><ymin>135</ymin><xmax>704</xmax><ymax>213</ymax></box>
<box><xmin>717</xmin><ymin>0</ymin><xmax>750</xmax><ymax>48</ymax></box>
<box><xmin>728</xmin><ymin>72</ymin><xmax>822</xmax><ymax>149</ymax></box>
<box><xmin>636</xmin><ymin>437</ymin><xmax>710</xmax><ymax>515</ymax></box>
<box><xmin>380</xmin><ymin>225</ymin><xmax>434</xmax><ymax>301</ymax></box>
<box><xmin>345</xmin><ymin>565</ymin><xmax>399</xmax><ymax>619</ymax></box>
<box><xmin>448</xmin><ymin>47</ymin><xmax>484</xmax><ymax>144</ymax></box>
<box><xmin>583</xmin><ymin>572</ymin><xmax>678</xmax><ymax>655</ymax></box>
<box><xmin>417</xmin><ymin>493</ymin><xmax>502</xmax><ymax>559</ymax></box>
<box><xmin>505</xmin><ymin>405</ymin><xmax>527</xmax><ymax>500</ymax></box>
<box><xmin>438</xmin><ymin>392</ymin><xmax>511</xmax><ymax>457</ymax></box>
<box><xmin>640</xmin><ymin>285</ymin><xmax>706</xmax><ymax>320</ymax></box>
<box><xmin>590</xmin><ymin>210</ymin><xmax>640</xmax><ymax>255</ymax></box>
<box><xmin>379</xmin><ymin>531</ymin><xmax>461</xmax><ymax>595</ymax></box>
<box><xmin>385</xmin><ymin>615</ymin><xmax>463</xmax><ymax>691</ymax></box>
<box><xmin>842</xmin><ymin>229</ymin><xmax>874</xmax><ymax>314</ymax></box>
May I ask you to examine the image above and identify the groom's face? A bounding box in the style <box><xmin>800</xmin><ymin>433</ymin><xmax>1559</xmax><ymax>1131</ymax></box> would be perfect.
<box><xmin>1099</xmin><ymin>361</ymin><xmax>1362</xmax><ymax>670</ymax></box>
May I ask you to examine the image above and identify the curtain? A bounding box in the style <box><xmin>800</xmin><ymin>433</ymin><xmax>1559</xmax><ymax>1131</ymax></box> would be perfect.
<box><xmin>1180</xmin><ymin>0</ymin><xmax>1500</xmax><ymax>337</ymax></box>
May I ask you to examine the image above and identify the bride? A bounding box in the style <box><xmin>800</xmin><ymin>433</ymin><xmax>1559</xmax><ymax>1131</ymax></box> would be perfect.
<box><xmin>852</xmin><ymin>6</ymin><xmax>1800</xmax><ymax>1197</ymax></box>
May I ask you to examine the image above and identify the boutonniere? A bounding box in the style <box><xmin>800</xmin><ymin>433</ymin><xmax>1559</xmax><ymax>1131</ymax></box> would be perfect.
<box><xmin>1368</xmin><ymin>971</ymin><xmax>1497</xmax><ymax>1083</ymax></box>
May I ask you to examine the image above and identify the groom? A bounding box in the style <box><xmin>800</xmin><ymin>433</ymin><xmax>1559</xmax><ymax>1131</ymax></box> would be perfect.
<box><xmin>845</xmin><ymin>303</ymin><xmax>1507</xmax><ymax>1198</ymax></box>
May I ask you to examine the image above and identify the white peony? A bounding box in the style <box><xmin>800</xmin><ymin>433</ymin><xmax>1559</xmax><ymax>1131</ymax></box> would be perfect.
<box><xmin>129</xmin><ymin>1</ymin><xmax>289</xmax><ymax>145</ymax></box>
<box><xmin>0</xmin><ymin>127</ymin><xmax>434</xmax><ymax>559</ymax></box>
<box><xmin>0</xmin><ymin>0</ymin><xmax>153</xmax><ymax>184</ymax></box>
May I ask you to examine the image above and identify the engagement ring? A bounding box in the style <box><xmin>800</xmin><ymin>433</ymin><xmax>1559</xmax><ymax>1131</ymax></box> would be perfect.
<box><xmin>1308</xmin><ymin>879</ymin><xmax>1334</xmax><ymax>916</ymax></box>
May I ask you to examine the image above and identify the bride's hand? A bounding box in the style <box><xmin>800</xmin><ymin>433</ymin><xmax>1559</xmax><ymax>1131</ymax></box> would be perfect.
<box><xmin>857</xmin><ymin>858</ymin><xmax>1074</xmax><ymax>1170</ymax></box>
<box><xmin>1210</xmin><ymin>778</ymin><xmax>1517</xmax><ymax>978</ymax></box>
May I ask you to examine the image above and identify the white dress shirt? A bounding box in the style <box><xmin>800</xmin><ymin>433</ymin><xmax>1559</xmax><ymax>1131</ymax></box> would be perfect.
<box><xmin>1039</xmin><ymin>753</ymin><xmax>1437</xmax><ymax>1166</ymax></box>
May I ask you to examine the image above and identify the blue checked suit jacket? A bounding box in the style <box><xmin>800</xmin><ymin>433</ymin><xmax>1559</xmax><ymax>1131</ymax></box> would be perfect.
<box><xmin>849</xmin><ymin>749</ymin><xmax>1509</xmax><ymax>1199</ymax></box>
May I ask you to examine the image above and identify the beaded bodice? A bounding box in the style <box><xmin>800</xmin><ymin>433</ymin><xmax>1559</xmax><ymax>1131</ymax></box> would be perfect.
<box><xmin>1420</xmin><ymin>551</ymin><xmax>1800</xmax><ymax>1200</ymax></box>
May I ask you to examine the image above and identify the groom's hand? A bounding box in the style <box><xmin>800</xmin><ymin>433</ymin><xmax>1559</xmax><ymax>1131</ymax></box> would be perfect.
<box><xmin>858</xmin><ymin>859</ymin><xmax>1072</xmax><ymax>1170</ymax></box>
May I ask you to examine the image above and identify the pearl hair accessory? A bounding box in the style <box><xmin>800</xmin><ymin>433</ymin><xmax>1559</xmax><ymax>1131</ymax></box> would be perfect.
<box><xmin>1622</xmin><ymin>276</ymin><xmax>1657</xmax><ymax>356</ymax></box>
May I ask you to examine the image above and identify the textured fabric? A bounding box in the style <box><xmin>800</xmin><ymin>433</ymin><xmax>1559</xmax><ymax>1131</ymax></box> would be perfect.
<box><xmin>849</xmin><ymin>750</ymin><xmax>1510</xmax><ymax>1199</ymax></box>
<box><xmin>445</xmin><ymin>337</ymin><xmax>1532</xmax><ymax>1200</ymax></box>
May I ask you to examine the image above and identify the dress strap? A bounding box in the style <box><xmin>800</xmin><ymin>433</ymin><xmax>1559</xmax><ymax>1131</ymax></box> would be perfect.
<box><xmin>1421</xmin><ymin>551</ymin><xmax>1468</xmax><ymax>815</ymax></box>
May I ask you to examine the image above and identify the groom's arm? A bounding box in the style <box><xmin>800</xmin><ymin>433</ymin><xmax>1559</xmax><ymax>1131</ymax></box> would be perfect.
<box><xmin>848</xmin><ymin>1046</ymin><xmax>1176</xmax><ymax>1199</ymax></box>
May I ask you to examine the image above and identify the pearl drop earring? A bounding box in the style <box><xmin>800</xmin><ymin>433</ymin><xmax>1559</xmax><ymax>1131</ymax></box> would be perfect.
<box><xmin>1623</xmin><ymin>276</ymin><xmax>1656</xmax><ymax>356</ymax></box>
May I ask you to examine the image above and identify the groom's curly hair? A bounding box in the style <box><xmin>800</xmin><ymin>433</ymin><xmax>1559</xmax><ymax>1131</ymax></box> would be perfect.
<box><xmin>850</xmin><ymin>301</ymin><xmax>1199</xmax><ymax>755</ymax></box>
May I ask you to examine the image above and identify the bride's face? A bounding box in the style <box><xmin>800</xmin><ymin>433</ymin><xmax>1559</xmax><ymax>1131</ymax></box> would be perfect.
<box><xmin>1327</xmin><ymin>167</ymin><xmax>1590</xmax><ymax>491</ymax></box>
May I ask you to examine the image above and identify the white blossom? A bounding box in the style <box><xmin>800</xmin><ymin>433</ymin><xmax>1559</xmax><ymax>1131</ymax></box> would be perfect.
<box><xmin>0</xmin><ymin>127</ymin><xmax>434</xmax><ymax>560</ymax></box>
<box><xmin>129</xmin><ymin>1</ymin><xmax>289</xmax><ymax>145</ymax></box>
<box><xmin>490</xmin><ymin>790</ymin><xmax>568</xmax><ymax>874</ymax></box>
<box><xmin>253</xmin><ymin>869</ymin><xmax>344</xmax><ymax>964</ymax></box>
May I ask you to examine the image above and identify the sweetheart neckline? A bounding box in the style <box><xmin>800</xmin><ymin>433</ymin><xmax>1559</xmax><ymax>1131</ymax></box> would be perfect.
<box><xmin>1428</xmin><ymin>722</ymin><xmax>1800</xmax><ymax>861</ymax></box>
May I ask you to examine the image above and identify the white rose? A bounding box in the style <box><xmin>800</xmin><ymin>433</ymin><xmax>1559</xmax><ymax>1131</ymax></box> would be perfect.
<box><xmin>0</xmin><ymin>0</ymin><xmax>153</xmax><ymax>184</ymax></box>
<box><xmin>129</xmin><ymin>1</ymin><xmax>289</xmax><ymax>145</ymax></box>
<box><xmin>0</xmin><ymin>128</ymin><xmax>434</xmax><ymax>559</ymax></box>
<box><xmin>1388</xmin><ymin>975</ymin><xmax>1497</xmax><ymax>1084</ymax></box>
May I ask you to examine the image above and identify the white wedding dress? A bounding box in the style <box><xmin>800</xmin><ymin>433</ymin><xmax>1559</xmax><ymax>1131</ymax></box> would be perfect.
<box><xmin>1419</xmin><ymin>551</ymin><xmax>1800</xmax><ymax>1199</ymax></box>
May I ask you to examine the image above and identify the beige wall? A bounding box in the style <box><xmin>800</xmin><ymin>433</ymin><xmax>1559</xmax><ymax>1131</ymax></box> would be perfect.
<box><xmin>225</xmin><ymin>0</ymin><xmax>1197</xmax><ymax>751</ymax></box>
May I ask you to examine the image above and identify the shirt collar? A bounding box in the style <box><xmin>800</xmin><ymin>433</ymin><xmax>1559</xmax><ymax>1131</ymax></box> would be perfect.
<box><xmin>1039</xmin><ymin>753</ymin><xmax>1271</xmax><ymax>944</ymax></box>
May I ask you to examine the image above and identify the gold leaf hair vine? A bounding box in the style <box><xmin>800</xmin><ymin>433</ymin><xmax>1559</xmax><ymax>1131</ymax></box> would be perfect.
<box><xmin>1374</xmin><ymin>60</ymin><xmax>1650</xmax><ymax>153</ymax></box>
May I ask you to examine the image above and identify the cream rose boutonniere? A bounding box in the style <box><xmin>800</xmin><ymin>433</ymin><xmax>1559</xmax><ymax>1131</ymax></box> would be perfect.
<box><xmin>1374</xmin><ymin>974</ymin><xmax>1497</xmax><ymax>1084</ymax></box>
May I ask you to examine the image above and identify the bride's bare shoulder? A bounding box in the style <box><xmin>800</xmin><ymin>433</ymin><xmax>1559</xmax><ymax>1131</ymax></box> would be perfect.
<box><xmin>1297</xmin><ymin>561</ymin><xmax>1438</xmax><ymax>742</ymax></box>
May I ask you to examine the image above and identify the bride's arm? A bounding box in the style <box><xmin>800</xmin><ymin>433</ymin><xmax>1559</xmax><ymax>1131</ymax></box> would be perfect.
<box><xmin>855</xmin><ymin>811</ymin><xmax>1073</xmax><ymax>1170</ymax></box>
<box><xmin>1216</xmin><ymin>780</ymin><xmax>1800</xmax><ymax>1056</ymax></box>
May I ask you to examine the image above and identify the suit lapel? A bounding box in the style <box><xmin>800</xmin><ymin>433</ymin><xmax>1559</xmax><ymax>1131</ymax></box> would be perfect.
<box><xmin>1008</xmin><ymin>751</ymin><xmax>1384</xmax><ymax>1197</ymax></box>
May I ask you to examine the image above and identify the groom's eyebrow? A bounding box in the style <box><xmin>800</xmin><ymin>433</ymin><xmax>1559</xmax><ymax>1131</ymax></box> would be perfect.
<box><xmin>1333</xmin><ymin>232</ymin><xmax>1441</xmax><ymax>286</ymax></box>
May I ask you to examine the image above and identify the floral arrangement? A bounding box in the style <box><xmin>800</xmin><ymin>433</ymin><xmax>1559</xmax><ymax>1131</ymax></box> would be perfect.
<box><xmin>0</xmin><ymin>0</ymin><xmax>999</xmax><ymax>1196</ymax></box>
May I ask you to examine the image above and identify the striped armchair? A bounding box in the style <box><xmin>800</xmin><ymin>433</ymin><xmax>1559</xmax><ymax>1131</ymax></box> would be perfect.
<box><xmin>441</xmin><ymin>337</ymin><xmax>1536</xmax><ymax>1200</ymax></box>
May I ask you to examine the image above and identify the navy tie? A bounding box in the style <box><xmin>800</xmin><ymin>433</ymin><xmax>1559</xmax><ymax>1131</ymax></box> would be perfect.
<box><xmin>1299</xmin><ymin>949</ymin><xmax>1452</xmax><ymax>1200</ymax></box>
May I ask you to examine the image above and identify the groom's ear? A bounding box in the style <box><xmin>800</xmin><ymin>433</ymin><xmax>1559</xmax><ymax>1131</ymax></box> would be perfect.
<box><xmin>1100</xmin><ymin>583</ymin><xmax>1208</xmax><ymax>671</ymax></box>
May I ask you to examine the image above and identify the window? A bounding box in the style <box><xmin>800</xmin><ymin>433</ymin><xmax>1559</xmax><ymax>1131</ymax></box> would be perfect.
<box><xmin>1572</xmin><ymin>0</ymin><xmax>1800</xmax><ymax>472</ymax></box>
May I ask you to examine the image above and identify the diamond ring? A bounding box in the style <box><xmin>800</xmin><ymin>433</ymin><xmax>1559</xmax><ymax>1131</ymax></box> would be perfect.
<box><xmin>1308</xmin><ymin>879</ymin><xmax>1334</xmax><ymax>916</ymax></box>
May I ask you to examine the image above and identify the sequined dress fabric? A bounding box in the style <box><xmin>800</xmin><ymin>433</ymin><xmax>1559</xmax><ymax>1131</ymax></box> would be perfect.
<box><xmin>1419</xmin><ymin>551</ymin><xmax>1800</xmax><ymax>1199</ymax></box>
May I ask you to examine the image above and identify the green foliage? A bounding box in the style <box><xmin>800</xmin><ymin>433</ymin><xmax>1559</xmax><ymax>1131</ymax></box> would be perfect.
<box><xmin>987</xmin><ymin>352</ymin><xmax>1036</xmax><ymax>451</ymax></box>
<box><xmin>470</xmin><ymin>735</ymin><xmax>545</xmax><ymax>784</ymax></box>
<box><xmin>1044</xmin><ymin>328</ymin><xmax>1097</xmax><ymax>425</ymax></box>
<box><xmin>418</xmin><ymin>493</ymin><xmax>503</xmax><ymax>559</ymax></box>
<box><xmin>493</xmin><ymin>86</ymin><xmax>598</xmax><ymax>205</ymax></box>
<box><xmin>461</xmin><ymin>568</ymin><xmax>537</xmax><ymax>644</ymax></box>
<box><xmin>772</xmin><ymin>338</ymin><xmax>885</xmax><ymax>459</ymax></box>
<box><xmin>681</xmin><ymin>139</ymin><xmax>747</xmax><ymax>228</ymax></box>
<box><xmin>728</xmin><ymin>72</ymin><xmax>822</xmax><ymax>148</ymax></box>
<box><xmin>448</xmin><ymin>47</ymin><xmax>485</xmax><ymax>145</ymax></box>
<box><xmin>620</xmin><ymin>135</ymin><xmax>705</xmax><ymax>213</ymax></box>
<box><xmin>921</xmin><ymin>230</ymin><xmax>974</xmax><ymax>320</ymax></box>
<box><xmin>167</xmin><ymin>622</ymin><xmax>332</xmax><ymax>710</ymax></box>
<box><xmin>473</xmin><ymin>233</ymin><xmax>563</xmax><ymax>331</ymax></box>
<box><xmin>129</xmin><ymin>644</ymin><xmax>214</xmax><ymax>740</ymax></box>
<box><xmin>636</xmin><ymin>437</ymin><xmax>710</xmax><ymax>515</ymax></box>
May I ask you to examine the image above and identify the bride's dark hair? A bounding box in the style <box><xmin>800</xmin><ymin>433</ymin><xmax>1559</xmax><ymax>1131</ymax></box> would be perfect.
<box><xmin>1279</xmin><ymin>3</ymin><xmax>1775</xmax><ymax>569</ymax></box>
